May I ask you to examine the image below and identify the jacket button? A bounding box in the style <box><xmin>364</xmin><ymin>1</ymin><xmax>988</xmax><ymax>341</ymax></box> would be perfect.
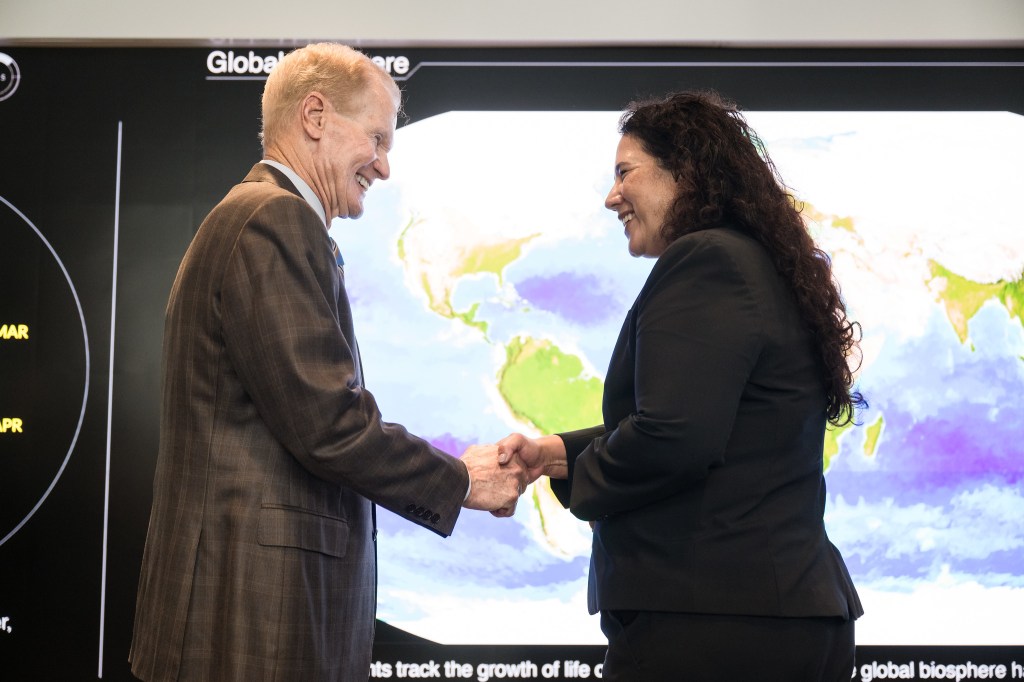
<box><xmin>415</xmin><ymin>506</ymin><xmax>425</xmax><ymax>517</ymax></box>
<box><xmin>406</xmin><ymin>504</ymin><xmax>417</xmax><ymax>513</ymax></box>
<box><xmin>431</xmin><ymin>513</ymin><xmax>440</xmax><ymax>523</ymax></box>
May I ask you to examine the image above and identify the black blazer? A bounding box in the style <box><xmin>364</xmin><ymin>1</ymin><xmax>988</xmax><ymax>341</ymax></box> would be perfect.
<box><xmin>552</xmin><ymin>227</ymin><xmax>862</xmax><ymax>620</ymax></box>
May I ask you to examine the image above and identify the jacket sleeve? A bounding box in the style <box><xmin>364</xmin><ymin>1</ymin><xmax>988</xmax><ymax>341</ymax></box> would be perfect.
<box><xmin>567</xmin><ymin>232</ymin><xmax>766</xmax><ymax>521</ymax></box>
<box><xmin>219</xmin><ymin>194</ymin><xmax>468</xmax><ymax>536</ymax></box>
<box><xmin>550</xmin><ymin>425</ymin><xmax>606</xmax><ymax>508</ymax></box>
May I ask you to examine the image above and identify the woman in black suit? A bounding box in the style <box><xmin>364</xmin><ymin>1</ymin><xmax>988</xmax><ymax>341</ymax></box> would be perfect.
<box><xmin>498</xmin><ymin>90</ymin><xmax>866</xmax><ymax>681</ymax></box>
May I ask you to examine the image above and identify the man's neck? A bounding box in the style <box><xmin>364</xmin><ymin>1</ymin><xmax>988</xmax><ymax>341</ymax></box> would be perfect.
<box><xmin>261</xmin><ymin>157</ymin><xmax>328</xmax><ymax>229</ymax></box>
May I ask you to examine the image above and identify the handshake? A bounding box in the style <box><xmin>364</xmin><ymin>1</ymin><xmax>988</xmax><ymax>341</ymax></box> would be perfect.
<box><xmin>459</xmin><ymin>433</ymin><xmax>568</xmax><ymax>518</ymax></box>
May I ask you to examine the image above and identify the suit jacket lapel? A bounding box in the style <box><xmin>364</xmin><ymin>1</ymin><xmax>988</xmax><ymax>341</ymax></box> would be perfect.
<box><xmin>246</xmin><ymin>162</ymin><xmax>366</xmax><ymax>386</ymax></box>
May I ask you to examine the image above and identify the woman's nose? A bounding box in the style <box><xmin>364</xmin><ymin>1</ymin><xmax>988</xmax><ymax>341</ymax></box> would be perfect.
<box><xmin>605</xmin><ymin>186</ymin><xmax>621</xmax><ymax>210</ymax></box>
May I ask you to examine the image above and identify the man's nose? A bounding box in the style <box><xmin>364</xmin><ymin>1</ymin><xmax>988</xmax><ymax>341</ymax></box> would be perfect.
<box><xmin>375</xmin><ymin>150</ymin><xmax>391</xmax><ymax>180</ymax></box>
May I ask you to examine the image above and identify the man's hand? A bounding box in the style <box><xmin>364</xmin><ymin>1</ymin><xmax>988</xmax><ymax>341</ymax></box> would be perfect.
<box><xmin>460</xmin><ymin>443</ymin><xmax>527</xmax><ymax>516</ymax></box>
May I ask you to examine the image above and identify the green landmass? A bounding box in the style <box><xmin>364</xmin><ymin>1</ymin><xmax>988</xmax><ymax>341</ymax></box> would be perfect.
<box><xmin>802</xmin><ymin>202</ymin><xmax>858</xmax><ymax>236</ymax></box>
<box><xmin>454</xmin><ymin>303</ymin><xmax>488</xmax><ymax>334</ymax></box>
<box><xmin>498</xmin><ymin>336</ymin><xmax>603</xmax><ymax>434</ymax></box>
<box><xmin>863</xmin><ymin>414</ymin><xmax>884</xmax><ymax>457</ymax></box>
<box><xmin>453</xmin><ymin>237</ymin><xmax>537</xmax><ymax>282</ymax></box>
<box><xmin>831</xmin><ymin>215</ymin><xmax>856</xmax><ymax>233</ymax></box>
<box><xmin>823</xmin><ymin>421</ymin><xmax>853</xmax><ymax>473</ymax></box>
<box><xmin>824</xmin><ymin>412</ymin><xmax>883</xmax><ymax>471</ymax></box>
<box><xmin>929</xmin><ymin>261</ymin><xmax>1024</xmax><ymax>343</ymax></box>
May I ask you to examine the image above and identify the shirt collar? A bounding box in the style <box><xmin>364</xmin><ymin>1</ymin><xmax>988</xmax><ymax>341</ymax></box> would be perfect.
<box><xmin>260</xmin><ymin>159</ymin><xmax>328</xmax><ymax>228</ymax></box>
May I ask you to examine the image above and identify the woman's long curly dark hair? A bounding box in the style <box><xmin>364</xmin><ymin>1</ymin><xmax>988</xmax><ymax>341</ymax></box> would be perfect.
<box><xmin>620</xmin><ymin>90</ymin><xmax>866</xmax><ymax>426</ymax></box>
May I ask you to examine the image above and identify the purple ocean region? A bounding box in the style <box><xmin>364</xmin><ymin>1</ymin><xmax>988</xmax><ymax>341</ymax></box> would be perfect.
<box><xmin>428</xmin><ymin>432</ymin><xmax>475</xmax><ymax>457</ymax></box>
<box><xmin>515</xmin><ymin>273</ymin><xmax>616</xmax><ymax>325</ymax></box>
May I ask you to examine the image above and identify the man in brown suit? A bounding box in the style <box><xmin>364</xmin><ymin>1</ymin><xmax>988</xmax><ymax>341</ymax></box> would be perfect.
<box><xmin>129</xmin><ymin>43</ymin><xmax>524</xmax><ymax>682</ymax></box>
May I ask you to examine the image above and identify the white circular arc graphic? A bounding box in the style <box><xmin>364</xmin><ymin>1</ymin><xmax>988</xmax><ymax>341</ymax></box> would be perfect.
<box><xmin>0</xmin><ymin>195</ymin><xmax>90</xmax><ymax>547</ymax></box>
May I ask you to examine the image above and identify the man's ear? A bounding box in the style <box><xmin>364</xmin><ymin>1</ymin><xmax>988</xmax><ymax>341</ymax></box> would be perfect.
<box><xmin>300</xmin><ymin>92</ymin><xmax>328</xmax><ymax>141</ymax></box>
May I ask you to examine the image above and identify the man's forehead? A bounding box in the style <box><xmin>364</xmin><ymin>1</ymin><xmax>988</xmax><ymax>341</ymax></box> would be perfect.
<box><xmin>365</xmin><ymin>78</ymin><xmax>400</xmax><ymax>114</ymax></box>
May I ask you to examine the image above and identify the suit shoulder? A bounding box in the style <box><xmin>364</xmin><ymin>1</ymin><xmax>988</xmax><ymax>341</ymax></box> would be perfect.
<box><xmin>665</xmin><ymin>227</ymin><xmax>762</xmax><ymax>259</ymax></box>
<box><xmin>650</xmin><ymin>227</ymin><xmax>760</xmax><ymax>276</ymax></box>
<box><xmin>206</xmin><ymin>177</ymin><xmax>318</xmax><ymax>234</ymax></box>
<box><xmin>226</xmin><ymin>174</ymin><xmax>304</xmax><ymax>208</ymax></box>
<box><xmin>636</xmin><ymin>228</ymin><xmax>778</xmax><ymax>313</ymax></box>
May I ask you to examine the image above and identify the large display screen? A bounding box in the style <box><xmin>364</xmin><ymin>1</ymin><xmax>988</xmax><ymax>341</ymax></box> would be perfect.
<box><xmin>0</xmin><ymin>45</ymin><xmax>1021</xmax><ymax>681</ymax></box>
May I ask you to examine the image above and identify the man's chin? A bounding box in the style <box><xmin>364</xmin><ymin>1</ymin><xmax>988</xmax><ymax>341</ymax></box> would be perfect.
<box><xmin>345</xmin><ymin>195</ymin><xmax>365</xmax><ymax>219</ymax></box>
<box><xmin>338</xmin><ymin>205</ymin><xmax>364</xmax><ymax>220</ymax></box>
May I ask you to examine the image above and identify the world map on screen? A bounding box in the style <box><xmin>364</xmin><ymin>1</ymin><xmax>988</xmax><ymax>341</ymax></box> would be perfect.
<box><xmin>329</xmin><ymin>110</ymin><xmax>1024</xmax><ymax>646</ymax></box>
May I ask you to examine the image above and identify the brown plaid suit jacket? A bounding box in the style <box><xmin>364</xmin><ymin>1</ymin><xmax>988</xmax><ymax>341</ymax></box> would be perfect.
<box><xmin>130</xmin><ymin>163</ymin><xmax>469</xmax><ymax>681</ymax></box>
